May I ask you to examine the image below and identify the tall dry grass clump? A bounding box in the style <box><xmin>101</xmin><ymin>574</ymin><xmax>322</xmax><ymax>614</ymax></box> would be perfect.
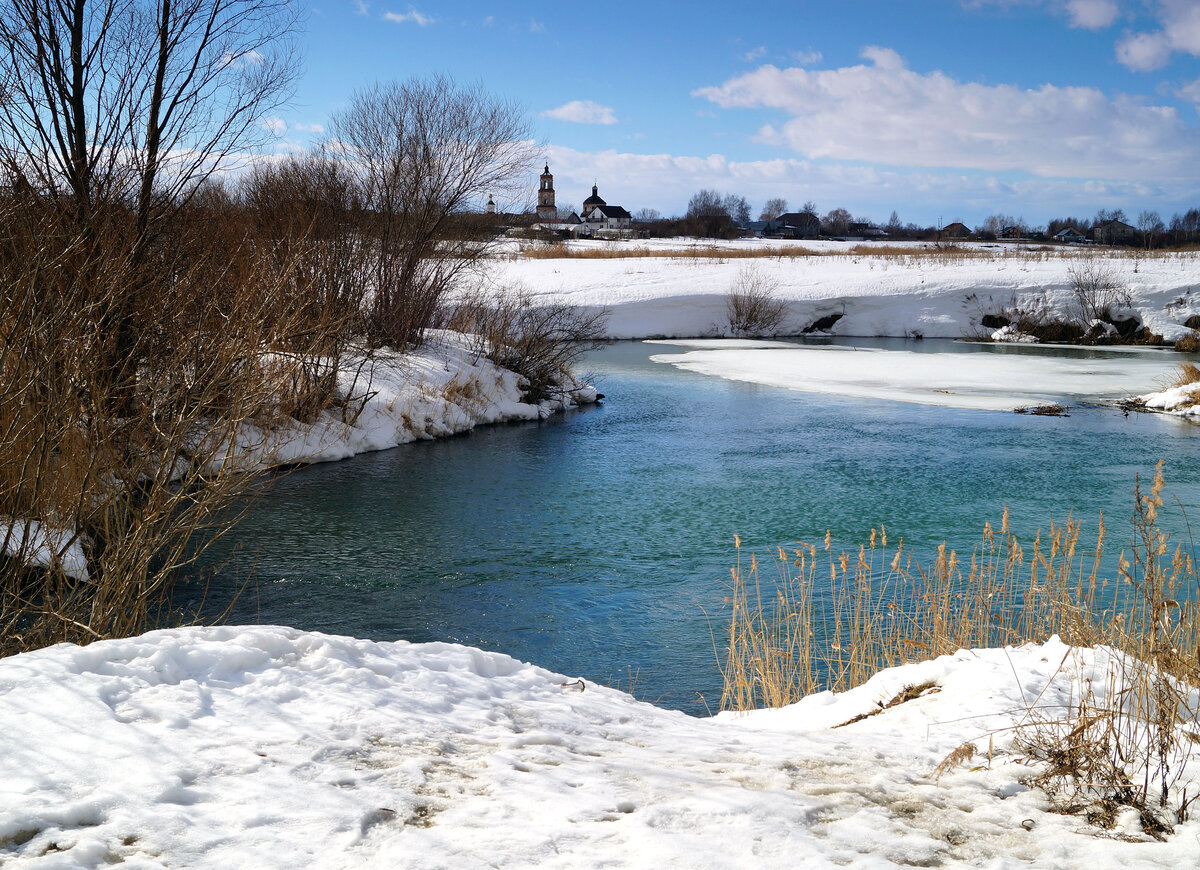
<box><xmin>720</xmin><ymin>466</ymin><xmax>1198</xmax><ymax>712</ymax></box>
<box><xmin>719</xmin><ymin>463</ymin><xmax>1200</xmax><ymax>830</ymax></box>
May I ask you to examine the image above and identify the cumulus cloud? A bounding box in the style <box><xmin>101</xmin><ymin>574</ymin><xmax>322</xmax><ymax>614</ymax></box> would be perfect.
<box><xmin>692</xmin><ymin>47</ymin><xmax>1200</xmax><ymax>184</ymax></box>
<box><xmin>262</xmin><ymin>117</ymin><xmax>286</xmax><ymax>137</ymax></box>
<box><xmin>1116</xmin><ymin>0</ymin><xmax>1200</xmax><ymax>70</ymax></box>
<box><xmin>541</xmin><ymin>100</ymin><xmax>618</xmax><ymax>125</ymax></box>
<box><xmin>743</xmin><ymin>46</ymin><xmax>767</xmax><ymax>62</ymax></box>
<box><xmin>384</xmin><ymin>7</ymin><xmax>433</xmax><ymax>26</ymax></box>
<box><xmin>792</xmin><ymin>49</ymin><xmax>823</xmax><ymax>65</ymax></box>
<box><xmin>540</xmin><ymin>143</ymin><xmax>1166</xmax><ymax>225</ymax></box>
<box><xmin>1064</xmin><ymin>0</ymin><xmax>1119</xmax><ymax>29</ymax></box>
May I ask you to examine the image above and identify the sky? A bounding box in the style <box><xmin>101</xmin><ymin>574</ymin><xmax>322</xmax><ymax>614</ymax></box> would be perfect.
<box><xmin>280</xmin><ymin>0</ymin><xmax>1200</xmax><ymax>228</ymax></box>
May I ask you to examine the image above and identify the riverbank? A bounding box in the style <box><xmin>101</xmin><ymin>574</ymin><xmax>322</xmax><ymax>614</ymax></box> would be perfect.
<box><xmin>216</xmin><ymin>331</ymin><xmax>599</xmax><ymax>472</ymax></box>
<box><xmin>1</xmin><ymin>625</ymin><xmax>1195</xmax><ymax>868</ymax></box>
<box><xmin>490</xmin><ymin>240</ymin><xmax>1200</xmax><ymax>342</ymax></box>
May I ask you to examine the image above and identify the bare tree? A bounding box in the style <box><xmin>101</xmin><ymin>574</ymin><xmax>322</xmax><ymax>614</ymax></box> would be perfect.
<box><xmin>759</xmin><ymin>197</ymin><xmax>788</xmax><ymax>221</ymax></box>
<box><xmin>633</xmin><ymin>207</ymin><xmax>660</xmax><ymax>222</ymax></box>
<box><xmin>0</xmin><ymin>0</ymin><xmax>301</xmax><ymax>238</ymax></box>
<box><xmin>822</xmin><ymin>207</ymin><xmax>852</xmax><ymax>236</ymax></box>
<box><xmin>1137</xmin><ymin>210</ymin><xmax>1164</xmax><ymax>249</ymax></box>
<box><xmin>687</xmin><ymin>188</ymin><xmax>726</xmax><ymax>219</ymax></box>
<box><xmin>328</xmin><ymin>75</ymin><xmax>534</xmax><ymax>348</ymax></box>
<box><xmin>722</xmin><ymin>193</ymin><xmax>751</xmax><ymax>224</ymax></box>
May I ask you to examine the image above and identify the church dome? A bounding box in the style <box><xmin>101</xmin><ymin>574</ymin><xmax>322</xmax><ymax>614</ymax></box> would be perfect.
<box><xmin>582</xmin><ymin>184</ymin><xmax>606</xmax><ymax>209</ymax></box>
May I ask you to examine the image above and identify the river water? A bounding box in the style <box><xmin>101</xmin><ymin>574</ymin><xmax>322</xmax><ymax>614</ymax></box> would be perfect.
<box><xmin>187</xmin><ymin>339</ymin><xmax>1200</xmax><ymax>715</ymax></box>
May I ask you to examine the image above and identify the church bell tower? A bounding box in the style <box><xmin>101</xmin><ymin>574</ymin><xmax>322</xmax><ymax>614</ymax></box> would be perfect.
<box><xmin>536</xmin><ymin>163</ymin><xmax>556</xmax><ymax>221</ymax></box>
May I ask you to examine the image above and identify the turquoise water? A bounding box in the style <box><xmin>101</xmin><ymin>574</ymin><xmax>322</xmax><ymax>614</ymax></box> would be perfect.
<box><xmin>186</xmin><ymin>339</ymin><xmax>1200</xmax><ymax>715</ymax></box>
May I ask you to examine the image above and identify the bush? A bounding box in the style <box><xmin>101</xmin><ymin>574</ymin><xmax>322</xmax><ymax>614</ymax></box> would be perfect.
<box><xmin>725</xmin><ymin>266</ymin><xmax>788</xmax><ymax>337</ymax></box>
<box><xmin>1069</xmin><ymin>259</ymin><xmax>1132</xmax><ymax>323</ymax></box>
<box><xmin>444</xmin><ymin>285</ymin><xmax>609</xmax><ymax>404</ymax></box>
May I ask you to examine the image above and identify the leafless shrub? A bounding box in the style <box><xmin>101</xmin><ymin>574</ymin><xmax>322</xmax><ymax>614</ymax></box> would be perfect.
<box><xmin>0</xmin><ymin>190</ymin><xmax>348</xmax><ymax>655</ymax></box>
<box><xmin>726</xmin><ymin>265</ymin><xmax>788</xmax><ymax>337</ymax></box>
<box><xmin>444</xmin><ymin>285</ymin><xmax>608</xmax><ymax>404</ymax></box>
<box><xmin>1070</xmin><ymin>258</ymin><xmax>1132</xmax><ymax>323</ymax></box>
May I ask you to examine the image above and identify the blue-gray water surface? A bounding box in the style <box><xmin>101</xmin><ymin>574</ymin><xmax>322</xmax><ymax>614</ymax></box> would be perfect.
<box><xmin>186</xmin><ymin>339</ymin><xmax>1200</xmax><ymax>715</ymax></box>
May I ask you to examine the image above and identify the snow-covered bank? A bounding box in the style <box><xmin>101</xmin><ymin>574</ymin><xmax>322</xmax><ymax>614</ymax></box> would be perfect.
<box><xmin>647</xmin><ymin>339</ymin><xmax>1177</xmax><ymax>412</ymax></box>
<box><xmin>1</xmin><ymin>627</ymin><xmax>1196</xmax><ymax>868</ymax></box>
<box><xmin>1133</xmin><ymin>377</ymin><xmax>1200</xmax><ymax>419</ymax></box>
<box><xmin>214</xmin><ymin>331</ymin><xmax>597</xmax><ymax>471</ymax></box>
<box><xmin>492</xmin><ymin>240</ymin><xmax>1200</xmax><ymax>342</ymax></box>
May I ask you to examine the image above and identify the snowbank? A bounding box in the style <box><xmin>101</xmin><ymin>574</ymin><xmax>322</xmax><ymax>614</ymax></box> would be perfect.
<box><xmin>1133</xmin><ymin>380</ymin><xmax>1200</xmax><ymax>418</ymax></box>
<box><xmin>210</xmin><ymin>331</ymin><xmax>597</xmax><ymax>471</ymax></box>
<box><xmin>1</xmin><ymin>627</ymin><xmax>1196</xmax><ymax>868</ymax></box>
<box><xmin>492</xmin><ymin>240</ymin><xmax>1200</xmax><ymax>342</ymax></box>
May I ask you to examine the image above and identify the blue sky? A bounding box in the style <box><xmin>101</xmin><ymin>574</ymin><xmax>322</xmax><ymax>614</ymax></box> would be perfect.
<box><xmin>281</xmin><ymin>0</ymin><xmax>1200</xmax><ymax>227</ymax></box>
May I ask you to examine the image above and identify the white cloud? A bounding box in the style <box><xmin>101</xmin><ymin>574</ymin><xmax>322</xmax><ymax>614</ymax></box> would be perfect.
<box><xmin>262</xmin><ymin>117</ymin><xmax>286</xmax><ymax>137</ymax></box>
<box><xmin>530</xmin><ymin>19</ymin><xmax>546</xmax><ymax>33</ymax></box>
<box><xmin>353</xmin><ymin>0</ymin><xmax>368</xmax><ymax>15</ymax></box>
<box><xmin>1176</xmin><ymin>76</ymin><xmax>1200</xmax><ymax>105</ymax></box>
<box><xmin>541</xmin><ymin>143</ymin><xmax>1169</xmax><ymax>225</ymax></box>
<box><xmin>292</xmin><ymin>122</ymin><xmax>326</xmax><ymax>134</ymax></box>
<box><xmin>1116</xmin><ymin>0</ymin><xmax>1200</xmax><ymax>70</ymax></box>
<box><xmin>743</xmin><ymin>46</ymin><xmax>767</xmax><ymax>63</ymax></box>
<box><xmin>692</xmin><ymin>47</ymin><xmax>1200</xmax><ymax>184</ymax></box>
<box><xmin>383</xmin><ymin>7</ymin><xmax>433</xmax><ymax>26</ymax></box>
<box><xmin>1064</xmin><ymin>0</ymin><xmax>1119</xmax><ymax>29</ymax></box>
<box><xmin>792</xmin><ymin>49</ymin><xmax>824</xmax><ymax>66</ymax></box>
<box><xmin>541</xmin><ymin>100</ymin><xmax>618</xmax><ymax>125</ymax></box>
<box><xmin>1116</xmin><ymin>30</ymin><xmax>1172</xmax><ymax>70</ymax></box>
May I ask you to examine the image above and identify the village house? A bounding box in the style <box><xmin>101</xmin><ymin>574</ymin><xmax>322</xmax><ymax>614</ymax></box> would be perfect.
<box><xmin>1092</xmin><ymin>219</ymin><xmax>1138</xmax><ymax>246</ymax></box>
<box><xmin>940</xmin><ymin>222</ymin><xmax>972</xmax><ymax>240</ymax></box>
<box><xmin>767</xmin><ymin>211</ymin><xmax>821</xmax><ymax>239</ymax></box>
<box><xmin>1054</xmin><ymin>226</ymin><xmax>1087</xmax><ymax>244</ymax></box>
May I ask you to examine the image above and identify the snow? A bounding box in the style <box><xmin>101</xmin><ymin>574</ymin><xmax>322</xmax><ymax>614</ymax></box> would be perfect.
<box><xmin>207</xmin><ymin>331</ymin><xmax>597</xmax><ymax>472</ymax></box>
<box><xmin>648</xmin><ymin>340</ymin><xmax>1173</xmax><ymax>411</ymax></box>
<box><xmin>1135</xmin><ymin>380</ymin><xmax>1200</xmax><ymax>418</ymax></box>
<box><xmin>492</xmin><ymin>240</ymin><xmax>1200</xmax><ymax>342</ymax></box>
<box><xmin>1</xmin><ymin>627</ymin><xmax>1197</xmax><ymax>868</ymax></box>
<box><xmin>0</xmin><ymin>520</ymin><xmax>90</xmax><ymax>582</ymax></box>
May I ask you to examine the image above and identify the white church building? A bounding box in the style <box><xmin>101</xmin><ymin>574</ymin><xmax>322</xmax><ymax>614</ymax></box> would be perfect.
<box><xmin>534</xmin><ymin>165</ymin><xmax>633</xmax><ymax>237</ymax></box>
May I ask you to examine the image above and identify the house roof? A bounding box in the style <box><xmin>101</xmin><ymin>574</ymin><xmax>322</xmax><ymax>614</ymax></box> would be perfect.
<box><xmin>591</xmin><ymin>205</ymin><xmax>631</xmax><ymax>219</ymax></box>
<box><xmin>776</xmin><ymin>211</ymin><xmax>820</xmax><ymax>226</ymax></box>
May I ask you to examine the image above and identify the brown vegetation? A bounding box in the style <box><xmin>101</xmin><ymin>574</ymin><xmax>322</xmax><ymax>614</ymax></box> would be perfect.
<box><xmin>719</xmin><ymin>463</ymin><xmax>1200</xmax><ymax>830</ymax></box>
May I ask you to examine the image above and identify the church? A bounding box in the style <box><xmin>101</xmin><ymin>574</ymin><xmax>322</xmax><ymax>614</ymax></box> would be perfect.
<box><xmin>534</xmin><ymin>164</ymin><xmax>632</xmax><ymax>237</ymax></box>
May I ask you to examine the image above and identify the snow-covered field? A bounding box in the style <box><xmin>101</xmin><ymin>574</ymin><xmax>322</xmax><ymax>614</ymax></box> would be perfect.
<box><xmin>1</xmin><ymin>627</ymin><xmax>1197</xmax><ymax>868</ymax></box>
<box><xmin>492</xmin><ymin>239</ymin><xmax>1200</xmax><ymax>343</ymax></box>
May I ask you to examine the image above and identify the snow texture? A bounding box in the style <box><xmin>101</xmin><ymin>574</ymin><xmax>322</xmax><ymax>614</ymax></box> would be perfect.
<box><xmin>1</xmin><ymin>627</ymin><xmax>1197</xmax><ymax>868</ymax></box>
<box><xmin>491</xmin><ymin>239</ymin><xmax>1200</xmax><ymax>342</ymax></box>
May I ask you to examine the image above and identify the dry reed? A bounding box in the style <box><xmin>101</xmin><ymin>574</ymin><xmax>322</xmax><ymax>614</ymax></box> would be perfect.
<box><xmin>719</xmin><ymin>463</ymin><xmax>1200</xmax><ymax>830</ymax></box>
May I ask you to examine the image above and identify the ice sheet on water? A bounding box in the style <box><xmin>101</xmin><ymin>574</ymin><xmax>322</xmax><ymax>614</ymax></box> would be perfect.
<box><xmin>648</xmin><ymin>341</ymin><xmax>1170</xmax><ymax>411</ymax></box>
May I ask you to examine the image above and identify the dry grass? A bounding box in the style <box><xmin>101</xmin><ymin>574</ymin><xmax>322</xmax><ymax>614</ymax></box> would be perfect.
<box><xmin>515</xmin><ymin>242</ymin><xmax>1200</xmax><ymax>269</ymax></box>
<box><xmin>719</xmin><ymin>462</ymin><xmax>1200</xmax><ymax>830</ymax></box>
<box><xmin>515</xmin><ymin>242</ymin><xmax>818</xmax><ymax>261</ymax></box>
<box><xmin>1169</xmin><ymin>362</ymin><xmax>1200</xmax><ymax>387</ymax></box>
